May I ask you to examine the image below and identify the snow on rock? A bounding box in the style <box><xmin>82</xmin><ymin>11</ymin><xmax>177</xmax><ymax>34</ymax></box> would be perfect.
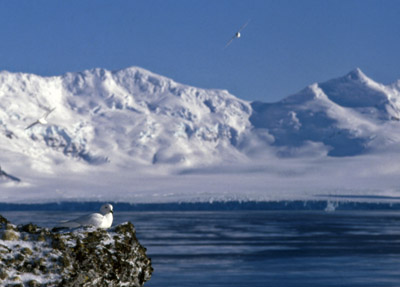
<box><xmin>0</xmin><ymin>214</ymin><xmax>152</xmax><ymax>286</ymax></box>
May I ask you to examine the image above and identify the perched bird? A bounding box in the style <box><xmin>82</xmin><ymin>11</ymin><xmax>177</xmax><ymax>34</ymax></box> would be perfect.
<box><xmin>55</xmin><ymin>204</ymin><xmax>114</xmax><ymax>229</ymax></box>
<box><xmin>224</xmin><ymin>20</ymin><xmax>250</xmax><ymax>49</ymax></box>
<box><xmin>25</xmin><ymin>107</ymin><xmax>56</xmax><ymax>130</ymax></box>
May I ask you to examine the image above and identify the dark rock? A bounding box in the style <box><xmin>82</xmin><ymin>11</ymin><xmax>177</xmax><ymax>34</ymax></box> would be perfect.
<box><xmin>0</xmin><ymin>215</ymin><xmax>9</xmax><ymax>226</ymax></box>
<box><xmin>20</xmin><ymin>224</ymin><xmax>38</xmax><ymax>234</ymax></box>
<box><xmin>0</xmin><ymin>216</ymin><xmax>152</xmax><ymax>286</ymax></box>
<box><xmin>27</xmin><ymin>280</ymin><xmax>40</xmax><ymax>287</ymax></box>
<box><xmin>0</xmin><ymin>270</ymin><xmax>8</xmax><ymax>280</ymax></box>
<box><xmin>21</xmin><ymin>248</ymin><xmax>32</xmax><ymax>256</ymax></box>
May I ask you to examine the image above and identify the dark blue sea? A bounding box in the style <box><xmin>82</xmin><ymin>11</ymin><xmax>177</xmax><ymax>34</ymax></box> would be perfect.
<box><xmin>2</xmin><ymin>201</ymin><xmax>400</xmax><ymax>286</ymax></box>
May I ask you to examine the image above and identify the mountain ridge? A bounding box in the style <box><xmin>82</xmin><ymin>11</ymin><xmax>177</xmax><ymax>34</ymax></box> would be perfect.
<box><xmin>1</xmin><ymin>66</ymin><xmax>400</xmax><ymax>171</ymax></box>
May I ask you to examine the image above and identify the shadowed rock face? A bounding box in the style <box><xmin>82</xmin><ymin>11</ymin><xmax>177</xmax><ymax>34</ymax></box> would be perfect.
<box><xmin>0</xmin><ymin>215</ymin><xmax>153</xmax><ymax>287</ymax></box>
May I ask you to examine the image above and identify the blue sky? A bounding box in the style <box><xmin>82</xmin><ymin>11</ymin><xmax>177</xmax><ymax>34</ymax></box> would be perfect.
<box><xmin>0</xmin><ymin>0</ymin><xmax>399</xmax><ymax>102</ymax></box>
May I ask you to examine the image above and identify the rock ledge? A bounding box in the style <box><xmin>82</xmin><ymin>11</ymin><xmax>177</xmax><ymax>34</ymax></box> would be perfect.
<box><xmin>0</xmin><ymin>215</ymin><xmax>152</xmax><ymax>287</ymax></box>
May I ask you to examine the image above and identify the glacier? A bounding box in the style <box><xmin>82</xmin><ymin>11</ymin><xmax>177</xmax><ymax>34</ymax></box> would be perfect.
<box><xmin>1</xmin><ymin>66</ymin><xmax>400</xmax><ymax>204</ymax></box>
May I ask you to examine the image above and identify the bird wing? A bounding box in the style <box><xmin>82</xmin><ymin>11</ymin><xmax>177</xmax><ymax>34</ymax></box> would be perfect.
<box><xmin>25</xmin><ymin>120</ymin><xmax>39</xmax><ymax>130</ymax></box>
<box><xmin>224</xmin><ymin>36</ymin><xmax>236</xmax><ymax>49</ymax></box>
<box><xmin>238</xmin><ymin>19</ymin><xmax>250</xmax><ymax>33</ymax></box>
<box><xmin>74</xmin><ymin>213</ymin><xmax>104</xmax><ymax>227</ymax></box>
<box><xmin>57</xmin><ymin>220</ymin><xmax>82</xmax><ymax>228</ymax></box>
<box><xmin>43</xmin><ymin>107</ymin><xmax>56</xmax><ymax>120</ymax></box>
<box><xmin>57</xmin><ymin>212</ymin><xmax>104</xmax><ymax>228</ymax></box>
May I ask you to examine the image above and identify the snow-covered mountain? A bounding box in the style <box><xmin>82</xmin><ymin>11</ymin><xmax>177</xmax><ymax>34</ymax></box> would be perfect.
<box><xmin>0</xmin><ymin>67</ymin><xmax>251</xmax><ymax>172</ymax></box>
<box><xmin>2</xmin><ymin>66</ymin><xmax>400</xmax><ymax>168</ymax></box>
<box><xmin>2</xmin><ymin>66</ymin><xmax>400</xmax><ymax>203</ymax></box>
<box><xmin>251</xmin><ymin>68</ymin><xmax>400</xmax><ymax>156</ymax></box>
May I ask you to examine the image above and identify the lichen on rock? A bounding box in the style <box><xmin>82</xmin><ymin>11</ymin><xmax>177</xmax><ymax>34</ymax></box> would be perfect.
<box><xmin>0</xmin><ymin>215</ymin><xmax>153</xmax><ymax>287</ymax></box>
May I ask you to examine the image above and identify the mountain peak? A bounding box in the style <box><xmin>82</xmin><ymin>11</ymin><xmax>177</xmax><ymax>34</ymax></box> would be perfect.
<box><xmin>346</xmin><ymin>68</ymin><xmax>370</xmax><ymax>82</ymax></box>
<box><xmin>314</xmin><ymin>68</ymin><xmax>389</xmax><ymax>108</ymax></box>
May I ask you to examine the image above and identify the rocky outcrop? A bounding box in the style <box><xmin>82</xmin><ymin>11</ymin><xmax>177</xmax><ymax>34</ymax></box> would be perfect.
<box><xmin>0</xmin><ymin>215</ymin><xmax>152</xmax><ymax>287</ymax></box>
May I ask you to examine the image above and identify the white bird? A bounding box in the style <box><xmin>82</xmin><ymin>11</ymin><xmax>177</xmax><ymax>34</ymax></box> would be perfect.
<box><xmin>56</xmin><ymin>204</ymin><xmax>114</xmax><ymax>229</ymax></box>
<box><xmin>25</xmin><ymin>107</ymin><xmax>56</xmax><ymax>130</ymax></box>
<box><xmin>224</xmin><ymin>20</ymin><xmax>250</xmax><ymax>49</ymax></box>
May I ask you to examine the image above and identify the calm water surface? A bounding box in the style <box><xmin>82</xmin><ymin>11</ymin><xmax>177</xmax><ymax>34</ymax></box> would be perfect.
<box><xmin>2</xmin><ymin>210</ymin><xmax>400</xmax><ymax>286</ymax></box>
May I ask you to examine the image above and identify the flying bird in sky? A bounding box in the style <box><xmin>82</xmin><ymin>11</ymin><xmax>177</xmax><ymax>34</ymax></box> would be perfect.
<box><xmin>224</xmin><ymin>20</ymin><xmax>250</xmax><ymax>49</ymax></box>
<box><xmin>25</xmin><ymin>107</ymin><xmax>56</xmax><ymax>130</ymax></box>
